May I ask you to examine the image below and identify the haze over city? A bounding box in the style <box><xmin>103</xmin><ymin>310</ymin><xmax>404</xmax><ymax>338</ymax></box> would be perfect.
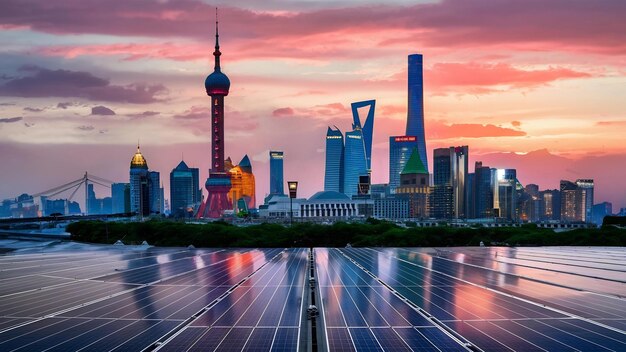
<box><xmin>1</xmin><ymin>0</ymin><xmax>625</xmax><ymax>210</ymax></box>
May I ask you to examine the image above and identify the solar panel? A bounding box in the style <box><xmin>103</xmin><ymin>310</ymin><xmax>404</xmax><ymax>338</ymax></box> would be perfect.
<box><xmin>1</xmin><ymin>243</ymin><xmax>624</xmax><ymax>351</ymax></box>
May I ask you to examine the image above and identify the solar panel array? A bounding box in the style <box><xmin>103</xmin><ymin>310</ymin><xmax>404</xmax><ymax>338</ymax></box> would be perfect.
<box><xmin>0</xmin><ymin>243</ymin><xmax>624</xmax><ymax>351</ymax></box>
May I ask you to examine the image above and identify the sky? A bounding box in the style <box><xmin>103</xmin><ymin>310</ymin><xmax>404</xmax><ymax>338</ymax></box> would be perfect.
<box><xmin>1</xmin><ymin>0</ymin><xmax>625</xmax><ymax>211</ymax></box>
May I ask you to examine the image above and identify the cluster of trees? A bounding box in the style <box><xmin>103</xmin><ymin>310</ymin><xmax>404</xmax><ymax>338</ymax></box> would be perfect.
<box><xmin>66</xmin><ymin>218</ymin><xmax>626</xmax><ymax>248</ymax></box>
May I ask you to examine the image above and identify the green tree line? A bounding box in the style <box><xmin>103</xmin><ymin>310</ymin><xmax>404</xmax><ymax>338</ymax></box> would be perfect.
<box><xmin>66</xmin><ymin>219</ymin><xmax>626</xmax><ymax>248</ymax></box>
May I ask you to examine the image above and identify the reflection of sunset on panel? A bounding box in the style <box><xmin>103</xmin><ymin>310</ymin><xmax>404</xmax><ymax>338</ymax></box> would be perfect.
<box><xmin>0</xmin><ymin>0</ymin><xmax>625</xmax><ymax>209</ymax></box>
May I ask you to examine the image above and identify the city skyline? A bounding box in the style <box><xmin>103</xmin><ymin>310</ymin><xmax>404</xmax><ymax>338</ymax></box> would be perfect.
<box><xmin>1</xmin><ymin>0</ymin><xmax>626</xmax><ymax>209</ymax></box>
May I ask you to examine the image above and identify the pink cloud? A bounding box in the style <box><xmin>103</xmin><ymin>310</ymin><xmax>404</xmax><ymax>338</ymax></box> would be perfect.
<box><xmin>0</xmin><ymin>66</ymin><xmax>167</xmax><ymax>103</ymax></box>
<box><xmin>2</xmin><ymin>0</ymin><xmax>623</xmax><ymax>59</ymax></box>
<box><xmin>425</xmin><ymin>62</ymin><xmax>591</xmax><ymax>94</ymax></box>
<box><xmin>427</xmin><ymin>120</ymin><xmax>527</xmax><ymax>139</ymax></box>
<box><xmin>272</xmin><ymin>107</ymin><xmax>294</xmax><ymax>117</ymax></box>
<box><xmin>596</xmin><ymin>120</ymin><xmax>626</xmax><ymax>126</ymax></box>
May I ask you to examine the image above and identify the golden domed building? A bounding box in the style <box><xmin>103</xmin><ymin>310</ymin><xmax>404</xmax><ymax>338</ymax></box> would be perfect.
<box><xmin>129</xmin><ymin>145</ymin><xmax>163</xmax><ymax>217</ymax></box>
<box><xmin>227</xmin><ymin>155</ymin><xmax>256</xmax><ymax>212</ymax></box>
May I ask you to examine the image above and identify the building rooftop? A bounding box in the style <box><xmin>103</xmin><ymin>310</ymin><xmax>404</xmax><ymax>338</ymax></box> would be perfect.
<box><xmin>401</xmin><ymin>147</ymin><xmax>428</xmax><ymax>174</ymax></box>
<box><xmin>130</xmin><ymin>145</ymin><xmax>148</xmax><ymax>169</ymax></box>
<box><xmin>309</xmin><ymin>190</ymin><xmax>350</xmax><ymax>201</ymax></box>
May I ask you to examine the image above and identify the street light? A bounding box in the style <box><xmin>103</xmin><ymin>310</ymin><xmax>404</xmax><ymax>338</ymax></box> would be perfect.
<box><xmin>287</xmin><ymin>181</ymin><xmax>298</xmax><ymax>226</ymax></box>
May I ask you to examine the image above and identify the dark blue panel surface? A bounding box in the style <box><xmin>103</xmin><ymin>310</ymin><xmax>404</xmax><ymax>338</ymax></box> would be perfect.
<box><xmin>392</xmin><ymin>328</ymin><xmax>439</xmax><ymax>352</ymax></box>
<box><xmin>271</xmin><ymin>328</ymin><xmax>299</xmax><ymax>352</ymax></box>
<box><xmin>187</xmin><ymin>327</ymin><xmax>230</xmax><ymax>352</ymax></box>
<box><xmin>490</xmin><ymin>320</ymin><xmax>577</xmax><ymax>352</ymax></box>
<box><xmin>349</xmin><ymin>328</ymin><xmax>382</xmax><ymax>351</ymax></box>
<box><xmin>370</xmin><ymin>327</ymin><xmax>412</xmax><ymax>351</ymax></box>
<box><xmin>157</xmin><ymin>327</ymin><xmax>208</xmax><ymax>352</ymax></box>
<box><xmin>45</xmin><ymin>319</ymin><xmax>136</xmax><ymax>352</ymax></box>
<box><xmin>215</xmin><ymin>327</ymin><xmax>253</xmax><ymax>351</ymax></box>
<box><xmin>242</xmin><ymin>327</ymin><xmax>276</xmax><ymax>351</ymax></box>
<box><xmin>327</xmin><ymin>328</ymin><xmax>355</xmax><ymax>351</ymax></box>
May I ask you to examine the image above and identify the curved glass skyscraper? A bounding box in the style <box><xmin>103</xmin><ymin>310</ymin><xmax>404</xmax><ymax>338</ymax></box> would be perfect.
<box><xmin>351</xmin><ymin>100</ymin><xmax>375</xmax><ymax>171</ymax></box>
<box><xmin>343</xmin><ymin>128</ymin><xmax>368</xmax><ymax>197</ymax></box>
<box><xmin>324</xmin><ymin>127</ymin><xmax>344</xmax><ymax>193</ymax></box>
<box><xmin>406</xmin><ymin>54</ymin><xmax>428</xmax><ymax>173</ymax></box>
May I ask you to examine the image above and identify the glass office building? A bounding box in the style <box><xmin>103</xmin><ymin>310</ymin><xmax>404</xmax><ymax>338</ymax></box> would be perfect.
<box><xmin>389</xmin><ymin>136</ymin><xmax>418</xmax><ymax>192</ymax></box>
<box><xmin>269</xmin><ymin>151</ymin><xmax>285</xmax><ymax>196</ymax></box>
<box><xmin>343</xmin><ymin>129</ymin><xmax>368</xmax><ymax>197</ymax></box>
<box><xmin>324</xmin><ymin>127</ymin><xmax>344</xmax><ymax>193</ymax></box>
<box><xmin>170</xmin><ymin>160</ymin><xmax>200</xmax><ymax>217</ymax></box>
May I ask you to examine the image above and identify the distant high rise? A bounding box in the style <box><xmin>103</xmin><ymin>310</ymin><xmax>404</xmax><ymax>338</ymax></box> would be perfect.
<box><xmin>592</xmin><ymin>202</ymin><xmax>612</xmax><ymax>225</ymax></box>
<box><xmin>405</xmin><ymin>54</ymin><xmax>428</xmax><ymax>172</ymax></box>
<box><xmin>431</xmin><ymin>148</ymin><xmax>453</xmax><ymax>219</ymax></box>
<box><xmin>170</xmin><ymin>160</ymin><xmax>200</xmax><ymax>217</ymax></box>
<box><xmin>129</xmin><ymin>145</ymin><xmax>150</xmax><ymax>217</ymax></box>
<box><xmin>343</xmin><ymin>128</ymin><xmax>368</xmax><ymax>197</ymax></box>
<box><xmin>111</xmin><ymin>183</ymin><xmax>130</xmax><ymax>214</ymax></box>
<box><xmin>324</xmin><ymin>126</ymin><xmax>344</xmax><ymax>193</ymax></box>
<box><xmin>228</xmin><ymin>155</ymin><xmax>256</xmax><ymax>211</ymax></box>
<box><xmin>396</xmin><ymin>147</ymin><xmax>430</xmax><ymax>218</ymax></box>
<box><xmin>560</xmin><ymin>179</ymin><xmax>593</xmax><ymax>222</ymax></box>
<box><xmin>492</xmin><ymin>168</ymin><xmax>517</xmax><ymax>220</ymax></box>
<box><xmin>540</xmin><ymin>189</ymin><xmax>561</xmax><ymax>221</ymax></box>
<box><xmin>451</xmin><ymin>146</ymin><xmax>469</xmax><ymax>218</ymax></box>
<box><xmin>389</xmin><ymin>136</ymin><xmax>418</xmax><ymax>191</ymax></box>
<box><xmin>269</xmin><ymin>151</ymin><xmax>285</xmax><ymax>196</ymax></box>
<box><xmin>351</xmin><ymin>100</ymin><xmax>375</xmax><ymax>171</ymax></box>
<box><xmin>576</xmin><ymin>179</ymin><xmax>594</xmax><ymax>222</ymax></box>
<box><xmin>431</xmin><ymin>146</ymin><xmax>468</xmax><ymax>219</ymax></box>
<box><xmin>473</xmin><ymin>162</ymin><xmax>493</xmax><ymax>218</ymax></box>
<box><xmin>148</xmin><ymin>171</ymin><xmax>163</xmax><ymax>214</ymax></box>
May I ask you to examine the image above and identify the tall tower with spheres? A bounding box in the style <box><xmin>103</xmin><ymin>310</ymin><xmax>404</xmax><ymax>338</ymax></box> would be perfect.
<box><xmin>197</xmin><ymin>9</ymin><xmax>232</xmax><ymax>218</ymax></box>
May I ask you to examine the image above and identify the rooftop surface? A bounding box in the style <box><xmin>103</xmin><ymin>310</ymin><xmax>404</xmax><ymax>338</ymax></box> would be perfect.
<box><xmin>0</xmin><ymin>240</ymin><xmax>625</xmax><ymax>351</ymax></box>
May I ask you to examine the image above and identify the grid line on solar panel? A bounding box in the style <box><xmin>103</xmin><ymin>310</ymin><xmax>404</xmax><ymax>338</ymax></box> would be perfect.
<box><xmin>152</xmin><ymin>249</ymin><xmax>305</xmax><ymax>351</ymax></box>
<box><xmin>0</xmin><ymin>248</ymin><xmax>278</xmax><ymax>338</ymax></box>
<box><xmin>192</xmin><ymin>248</ymin><xmax>305</xmax><ymax>328</ymax></box>
<box><xmin>95</xmin><ymin>249</ymin><xmax>256</xmax><ymax>285</ymax></box>
<box><xmin>345</xmin><ymin>248</ymin><xmax>626</xmax><ymax>352</ymax></box>
<box><xmin>315</xmin><ymin>248</ymin><xmax>471</xmax><ymax>352</ymax></box>
<box><xmin>406</xmin><ymin>247</ymin><xmax>626</xmax><ymax>296</ymax></box>
<box><xmin>362</xmin><ymin>248</ymin><xmax>592</xmax><ymax>319</ymax></box>
<box><xmin>0</xmin><ymin>248</ymin><xmax>202</xmax><ymax>283</ymax></box>
<box><xmin>389</xmin><ymin>247</ymin><xmax>626</xmax><ymax>326</ymax></box>
<box><xmin>321</xmin><ymin>249</ymin><xmax>430</xmax><ymax>327</ymax></box>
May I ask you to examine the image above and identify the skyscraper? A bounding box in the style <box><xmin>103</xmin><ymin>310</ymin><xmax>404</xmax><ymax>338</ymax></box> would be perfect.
<box><xmin>396</xmin><ymin>147</ymin><xmax>430</xmax><ymax>218</ymax></box>
<box><xmin>170</xmin><ymin>160</ymin><xmax>200</xmax><ymax>217</ymax></box>
<box><xmin>405</xmin><ymin>54</ymin><xmax>428</xmax><ymax>172</ymax></box>
<box><xmin>269</xmin><ymin>151</ymin><xmax>284</xmax><ymax>196</ymax></box>
<box><xmin>472</xmin><ymin>162</ymin><xmax>493</xmax><ymax>218</ymax></box>
<box><xmin>560</xmin><ymin>179</ymin><xmax>593</xmax><ymax>222</ymax></box>
<box><xmin>576</xmin><ymin>179</ymin><xmax>594</xmax><ymax>222</ymax></box>
<box><xmin>351</xmin><ymin>100</ymin><xmax>375</xmax><ymax>171</ymax></box>
<box><xmin>431</xmin><ymin>146</ymin><xmax>468</xmax><ymax>219</ymax></box>
<box><xmin>343</xmin><ymin>128</ymin><xmax>368</xmax><ymax>197</ymax></box>
<box><xmin>111</xmin><ymin>183</ymin><xmax>130</xmax><ymax>214</ymax></box>
<box><xmin>148</xmin><ymin>171</ymin><xmax>163</xmax><ymax>214</ymax></box>
<box><xmin>389</xmin><ymin>136</ymin><xmax>418</xmax><ymax>192</ymax></box>
<box><xmin>324</xmin><ymin>126</ymin><xmax>344</xmax><ymax>193</ymax></box>
<box><xmin>228</xmin><ymin>155</ymin><xmax>256</xmax><ymax>211</ymax></box>
<box><xmin>197</xmin><ymin>12</ymin><xmax>232</xmax><ymax>218</ymax></box>
<box><xmin>492</xmin><ymin>168</ymin><xmax>517</xmax><ymax>220</ymax></box>
<box><xmin>129</xmin><ymin>145</ymin><xmax>150</xmax><ymax>217</ymax></box>
<box><xmin>451</xmin><ymin>146</ymin><xmax>469</xmax><ymax>218</ymax></box>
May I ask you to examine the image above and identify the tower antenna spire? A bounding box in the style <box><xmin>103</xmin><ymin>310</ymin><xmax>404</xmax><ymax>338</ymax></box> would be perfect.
<box><xmin>213</xmin><ymin>7</ymin><xmax>221</xmax><ymax>71</ymax></box>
